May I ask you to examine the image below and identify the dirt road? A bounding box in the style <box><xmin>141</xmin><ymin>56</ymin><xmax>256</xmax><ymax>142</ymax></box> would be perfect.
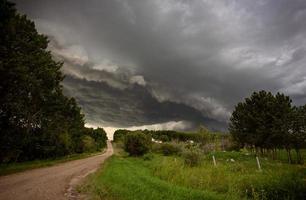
<box><xmin>0</xmin><ymin>140</ymin><xmax>113</xmax><ymax>200</ymax></box>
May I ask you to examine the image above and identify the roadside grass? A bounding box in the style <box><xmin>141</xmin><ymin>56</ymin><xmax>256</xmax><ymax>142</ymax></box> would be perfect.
<box><xmin>80</xmin><ymin>149</ymin><xmax>306</xmax><ymax>200</ymax></box>
<box><xmin>79</xmin><ymin>155</ymin><xmax>225</xmax><ymax>200</ymax></box>
<box><xmin>271</xmin><ymin>149</ymin><xmax>306</xmax><ymax>163</ymax></box>
<box><xmin>151</xmin><ymin>153</ymin><xmax>306</xmax><ymax>199</ymax></box>
<box><xmin>0</xmin><ymin>150</ymin><xmax>105</xmax><ymax>176</ymax></box>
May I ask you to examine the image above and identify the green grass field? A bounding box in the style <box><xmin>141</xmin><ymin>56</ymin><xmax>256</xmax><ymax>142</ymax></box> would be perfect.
<box><xmin>80</xmin><ymin>149</ymin><xmax>306</xmax><ymax>200</ymax></box>
<box><xmin>0</xmin><ymin>150</ymin><xmax>104</xmax><ymax>176</ymax></box>
<box><xmin>80</xmin><ymin>155</ymin><xmax>225</xmax><ymax>200</ymax></box>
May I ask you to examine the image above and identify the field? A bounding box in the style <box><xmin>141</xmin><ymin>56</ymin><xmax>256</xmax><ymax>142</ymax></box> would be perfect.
<box><xmin>80</xmin><ymin>145</ymin><xmax>306</xmax><ymax>200</ymax></box>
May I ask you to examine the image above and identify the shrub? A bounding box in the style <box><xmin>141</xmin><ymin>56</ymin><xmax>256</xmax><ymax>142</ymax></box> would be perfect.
<box><xmin>244</xmin><ymin>171</ymin><xmax>306</xmax><ymax>200</ymax></box>
<box><xmin>160</xmin><ymin>143</ymin><xmax>182</xmax><ymax>156</ymax></box>
<box><xmin>57</xmin><ymin>132</ymin><xmax>72</xmax><ymax>155</ymax></box>
<box><xmin>82</xmin><ymin>127</ymin><xmax>108</xmax><ymax>151</ymax></box>
<box><xmin>113</xmin><ymin>129</ymin><xmax>130</xmax><ymax>142</ymax></box>
<box><xmin>143</xmin><ymin>153</ymin><xmax>154</xmax><ymax>161</ymax></box>
<box><xmin>124</xmin><ymin>131</ymin><xmax>151</xmax><ymax>156</ymax></box>
<box><xmin>82</xmin><ymin>135</ymin><xmax>96</xmax><ymax>152</ymax></box>
<box><xmin>159</xmin><ymin>135</ymin><xmax>170</xmax><ymax>142</ymax></box>
<box><xmin>91</xmin><ymin>128</ymin><xmax>108</xmax><ymax>150</ymax></box>
<box><xmin>183</xmin><ymin>150</ymin><xmax>202</xmax><ymax>167</ymax></box>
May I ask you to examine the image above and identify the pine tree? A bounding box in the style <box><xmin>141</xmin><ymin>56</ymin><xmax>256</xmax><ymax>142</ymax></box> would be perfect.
<box><xmin>0</xmin><ymin>0</ymin><xmax>93</xmax><ymax>162</ymax></box>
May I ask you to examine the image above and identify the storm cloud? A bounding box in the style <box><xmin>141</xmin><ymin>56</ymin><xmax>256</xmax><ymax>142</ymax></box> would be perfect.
<box><xmin>14</xmin><ymin>0</ymin><xmax>306</xmax><ymax>131</ymax></box>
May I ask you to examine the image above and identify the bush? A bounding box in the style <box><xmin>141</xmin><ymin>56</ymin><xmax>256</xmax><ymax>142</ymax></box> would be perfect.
<box><xmin>159</xmin><ymin>135</ymin><xmax>170</xmax><ymax>142</ymax></box>
<box><xmin>113</xmin><ymin>129</ymin><xmax>130</xmax><ymax>142</ymax></box>
<box><xmin>151</xmin><ymin>143</ymin><xmax>162</xmax><ymax>153</ymax></box>
<box><xmin>56</xmin><ymin>132</ymin><xmax>73</xmax><ymax>155</ymax></box>
<box><xmin>183</xmin><ymin>150</ymin><xmax>202</xmax><ymax>167</ymax></box>
<box><xmin>244</xmin><ymin>171</ymin><xmax>306</xmax><ymax>200</ymax></box>
<box><xmin>160</xmin><ymin>143</ymin><xmax>182</xmax><ymax>156</ymax></box>
<box><xmin>124</xmin><ymin>131</ymin><xmax>151</xmax><ymax>156</ymax></box>
<box><xmin>82</xmin><ymin>135</ymin><xmax>96</xmax><ymax>152</ymax></box>
<box><xmin>143</xmin><ymin>153</ymin><xmax>154</xmax><ymax>161</ymax></box>
<box><xmin>91</xmin><ymin>128</ymin><xmax>108</xmax><ymax>150</ymax></box>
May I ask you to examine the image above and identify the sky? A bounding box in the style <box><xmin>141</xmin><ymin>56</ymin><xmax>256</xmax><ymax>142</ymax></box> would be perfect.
<box><xmin>14</xmin><ymin>0</ymin><xmax>306</xmax><ymax>136</ymax></box>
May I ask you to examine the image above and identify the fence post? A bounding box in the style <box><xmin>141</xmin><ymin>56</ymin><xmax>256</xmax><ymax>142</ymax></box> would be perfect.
<box><xmin>256</xmin><ymin>156</ymin><xmax>262</xmax><ymax>171</ymax></box>
<box><xmin>212</xmin><ymin>155</ymin><xmax>217</xmax><ymax>166</ymax></box>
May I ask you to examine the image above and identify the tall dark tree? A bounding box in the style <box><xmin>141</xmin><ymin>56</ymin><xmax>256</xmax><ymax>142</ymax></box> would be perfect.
<box><xmin>271</xmin><ymin>93</ymin><xmax>292</xmax><ymax>162</ymax></box>
<box><xmin>0</xmin><ymin>0</ymin><xmax>107</xmax><ymax>162</ymax></box>
<box><xmin>230</xmin><ymin>91</ymin><xmax>275</xmax><ymax>151</ymax></box>
<box><xmin>0</xmin><ymin>0</ymin><xmax>63</xmax><ymax>161</ymax></box>
<box><xmin>229</xmin><ymin>91</ymin><xmax>293</xmax><ymax>159</ymax></box>
<box><xmin>290</xmin><ymin>105</ymin><xmax>306</xmax><ymax>164</ymax></box>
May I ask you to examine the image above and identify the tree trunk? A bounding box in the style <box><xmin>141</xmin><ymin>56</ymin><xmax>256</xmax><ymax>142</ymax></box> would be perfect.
<box><xmin>273</xmin><ymin>148</ymin><xmax>277</xmax><ymax>160</ymax></box>
<box><xmin>295</xmin><ymin>148</ymin><xmax>303</xmax><ymax>164</ymax></box>
<box><xmin>286</xmin><ymin>148</ymin><xmax>292</xmax><ymax>164</ymax></box>
<box><xmin>255</xmin><ymin>147</ymin><xmax>259</xmax><ymax>156</ymax></box>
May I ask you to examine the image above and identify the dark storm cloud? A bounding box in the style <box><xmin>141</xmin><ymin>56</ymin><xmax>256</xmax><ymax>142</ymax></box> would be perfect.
<box><xmin>63</xmin><ymin>75</ymin><xmax>226</xmax><ymax>131</ymax></box>
<box><xmin>14</xmin><ymin>0</ymin><xmax>306</xmax><ymax>130</ymax></box>
<box><xmin>47</xmin><ymin>36</ymin><xmax>226</xmax><ymax>130</ymax></box>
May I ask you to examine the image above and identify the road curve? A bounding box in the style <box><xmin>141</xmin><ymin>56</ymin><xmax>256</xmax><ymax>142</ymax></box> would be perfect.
<box><xmin>0</xmin><ymin>140</ymin><xmax>113</xmax><ymax>200</ymax></box>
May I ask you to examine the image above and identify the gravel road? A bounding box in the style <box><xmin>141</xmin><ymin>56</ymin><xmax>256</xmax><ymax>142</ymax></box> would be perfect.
<box><xmin>0</xmin><ymin>140</ymin><xmax>113</xmax><ymax>200</ymax></box>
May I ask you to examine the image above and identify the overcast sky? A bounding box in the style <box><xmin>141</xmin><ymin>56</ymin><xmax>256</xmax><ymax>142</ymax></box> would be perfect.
<box><xmin>15</xmin><ymin>0</ymin><xmax>306</xmax><ymax>133</ymax></box>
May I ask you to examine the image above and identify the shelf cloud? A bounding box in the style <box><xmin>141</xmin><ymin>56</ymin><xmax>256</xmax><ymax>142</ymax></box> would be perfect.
<box><xmin>15</xmin><ymin>0</ymin><xmax>306</xmax><ymax>131</ymax></box>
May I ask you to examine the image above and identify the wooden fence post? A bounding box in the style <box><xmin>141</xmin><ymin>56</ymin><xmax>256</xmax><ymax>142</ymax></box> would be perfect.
<box><xmin>212</xmin><ymin>155</ymin><xmax>217</xmax><ymax>166</ymax></box>
<box><xmin>256</xmin><ymin>156</ymin><xmax>262</xmax><ymax>171</ymax></box>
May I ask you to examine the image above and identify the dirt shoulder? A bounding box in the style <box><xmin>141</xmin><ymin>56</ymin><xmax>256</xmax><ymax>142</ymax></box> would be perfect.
<box><xmin>0</xmin><ymin>141</ymin><xmax>113</xmax><ymax>200</ymax></box>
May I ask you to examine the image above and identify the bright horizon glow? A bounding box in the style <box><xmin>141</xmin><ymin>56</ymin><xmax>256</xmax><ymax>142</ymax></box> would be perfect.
<box><xmin>85</xmin><ymin>120</ymin><xmax>190</xmax><ymax>140</ymax></box>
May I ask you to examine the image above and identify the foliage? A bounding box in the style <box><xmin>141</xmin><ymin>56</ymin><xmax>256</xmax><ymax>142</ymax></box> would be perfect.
<box><xmin>113</xmin><ymin>128</ymin><xmax>231</xmax><ymax>158</ymax></box>
<box><xmin>124</xmin><ymin>131</ymin><xmax>151</xmax><ymax>156</ymax></box>
<box><xmin>290</xmin><ymin>105</ymin><xmax>306</xmax><ymax>163</ymax></box>
<box><xmin>80</xmin><ymin>150</ymin><xmax>306</xmax><ymax>200</ymax></box>
<box><xmin>0</xmin><ymin>1</ymin><xmax>107</xmax><ymax>162</ymax></box>
<box><xmin>143</xmin><ymin>153</ymin><xmax>154</xmax><ymax>161</ymax></box>
<box><xmin>152</xmin><ymin>151</ymin><xmax>306</xmax><ymax>199</ymax></box>
<box><xmin>183</xmin><ymin>150</ymin><xmax>202</xmax><ymax>167</ymax></box>
<box><xmin>81</xmin><ymin>135</ymin><xmax>96</xmax><ymax>152</ymax></box>
<box><xmin>83</xmin><ymin>127</ymin><xmax>108</xmax><ymax>151</ymax></box>
<box><xmin>149</xmin><ymin>130</ymin><xmax>203</xmax><ymax>142</ymax></box>
<box><xmin>229</xmin><ymin>90</ymin><xmax>306</xmax><ymax>163</ymax></box>
<box><xmin>114</xmin><ymin>129</ymin><xmax>204</xmax><ymax>143</ymax></box>
<box><xmin>160</xmin><ymin>143</ymin><xmax>182</xmax><ymax>156</ymax></box>
<box><xmin>113</xmin><ymin>129</ymin><xmax>130</xmax><ymax>142</ymax></box>
<box><xmin>114</xmin><ymin>128</ymin><xmax>230</xmax><ymax>152</ymax></box>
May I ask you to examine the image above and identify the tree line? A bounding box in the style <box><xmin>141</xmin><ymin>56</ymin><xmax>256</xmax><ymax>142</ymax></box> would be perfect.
<box><xmin>0</xmin><ymin>1</ymin><xmax>107</xmax><ymax>163</ymax></box>
<box><xmin>114</xmin><ymin>128</ymin><xmax>231</xmax><ymax>152</ymax></box>
<box><xmin>230</xmin><ymin>90</ymin><xmax>306</xmax><ymax>164</ymax></box>
<box><xmin>114</xmin><ymin>129</ymin><xmax>204</xmax><ymax>143</ymax></box>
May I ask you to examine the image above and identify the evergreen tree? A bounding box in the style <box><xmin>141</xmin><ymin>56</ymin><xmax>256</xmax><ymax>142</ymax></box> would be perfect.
<box><xmin>229</xmin><ymin>91</ymin><xmax>293</xmax><ymax>159</ymax></box>
<box><xmin>0</xmin><ymin>0</ymin><xmax>107</xmax><ymax>162</ymax></box>
<box><xmin>290</xmin><ymin>105</ymin><xmax>306</xmax><ymax>164</ymax></box>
